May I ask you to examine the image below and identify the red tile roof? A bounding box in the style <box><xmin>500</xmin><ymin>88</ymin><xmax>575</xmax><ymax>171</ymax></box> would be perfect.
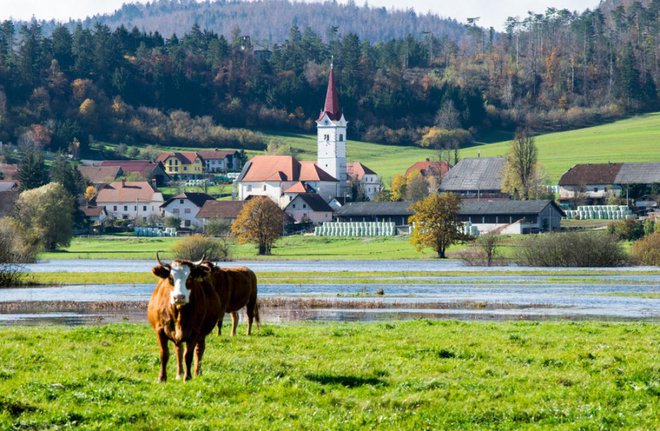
<box><xmin>283</xmin><ymin>182</ymin><xmax>311</xmax><ymax>194</ymax></box>
<box><xmin>79</xmin><ymin>205</ymin><xmax>106</xmax><ymax>217</ymax></box>
<box><xmin>405</xmin><ymin>160</ymin><xmax>450</xmax><ymax>178</ymax></box>
<box><xmin>346</xmin><ymin>162</ymin><xmax>377</xmax><ymax>180</ymax></box>
<box><xmin>156</xmin><ymin>152</ymin><xmax>200</xmax><ymax>164</ymax></box>
<box><xmin>559</xmin><ymin>163</ymin><xmax>623</xmax><ymax>186</ymax></box>
<box><xmin>318</xmin><ymin>66</ymin><xmax>342</xmax><ymax>121</ymax></box>
<box><xmin>239</xmin><ymin>156</ymin><xmax>338</xmax><ymax>182</ymax></box>
<box><xmin>96</xmin><ymin>181</ymin><xmax>164</xmax><ymax>203</ymax></box>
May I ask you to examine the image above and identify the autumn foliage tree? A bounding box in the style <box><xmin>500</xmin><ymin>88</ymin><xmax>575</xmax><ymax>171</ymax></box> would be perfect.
<box><xmin>231</xmin><ymin>197</ymin><xmax>284</xmax><ymax>255</ymax></box>
<box><xmin>409</xmin><ymin>193</ymin><xmax>464</xmax><ymax>258</ymax></box>
<box><xmin>502</xmin><ymin>129</ymin><xmax>540</xmax><ymax>200</ymax></box>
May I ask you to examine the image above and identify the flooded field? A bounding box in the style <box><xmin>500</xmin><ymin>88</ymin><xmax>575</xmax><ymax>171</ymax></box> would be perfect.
<box><xmin>23</xmin><ymin>259</ymin><xmax>660</xmax><ymax>273</ymax></box>
<box><xmin>1</xmin><ymin>274</ymin><xmax>657</xmax><ymax>325</ymax></box>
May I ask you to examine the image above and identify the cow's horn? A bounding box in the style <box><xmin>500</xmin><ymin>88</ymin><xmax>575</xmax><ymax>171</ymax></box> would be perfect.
<box><xmin>192</xmin><ymin>254</ymin><xmax>206</xmax><ymax>266</ymax></box>
<box><xmin>156</xmin><ymin>251</ymin><xmax>167</xmax><ymax>266</ymax></box>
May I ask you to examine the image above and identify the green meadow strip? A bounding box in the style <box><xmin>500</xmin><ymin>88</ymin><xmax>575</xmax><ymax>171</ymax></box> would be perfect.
<box><xmin>20</xmin><ymin>270</ymin><xmax>660</xmax><ymax>286</ymax></box>
<box><xmin>0</xmin><ymin>321</ymin><xmax>657</xmax><ymax>430</ymax></box>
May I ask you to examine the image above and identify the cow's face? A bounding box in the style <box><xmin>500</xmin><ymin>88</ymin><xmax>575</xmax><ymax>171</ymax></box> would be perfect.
<box><xmin>152</xmin><ymin>260</ymin><xmax>210</xmax><ymax>307</ymax></box>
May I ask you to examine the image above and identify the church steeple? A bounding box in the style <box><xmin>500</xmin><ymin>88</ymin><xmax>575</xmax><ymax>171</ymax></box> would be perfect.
<box><xmin>317</xmin><ymin>63</ymin><xmax>347</xmax><ymax>198</ymax></box>
<box><xmin>319</xmin><ymin>64</ymin><xmax>342</xmax><ymax>121</ymax></box>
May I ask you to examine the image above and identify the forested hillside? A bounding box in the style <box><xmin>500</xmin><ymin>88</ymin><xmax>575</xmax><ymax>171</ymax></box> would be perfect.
<box><xmin>71</xmin><ymin>0</ymin><xmax>468</xmax><ymax>45</ymax></box>
<box><xmin>0</xmin><ymin>0</ymin><xmax>657</xmax><ymax>158</ymax></box>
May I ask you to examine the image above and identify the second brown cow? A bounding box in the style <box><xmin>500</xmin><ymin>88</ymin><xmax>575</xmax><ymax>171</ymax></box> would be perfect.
<box><xmin>205</xmin><ymin>262</ymin><xmax>259</xmax><ymax>336</ymax></box>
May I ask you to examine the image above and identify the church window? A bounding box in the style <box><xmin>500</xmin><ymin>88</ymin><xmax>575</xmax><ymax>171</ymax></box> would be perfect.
<box><xmin>263</xmin><ymin>185</ymin><xmax>267</xmax><ymax>191</ymax></box>
<box><xmin>339</xmin><ymin>134</ymin><xmax>343</xmax><ymax>141</ymax></box>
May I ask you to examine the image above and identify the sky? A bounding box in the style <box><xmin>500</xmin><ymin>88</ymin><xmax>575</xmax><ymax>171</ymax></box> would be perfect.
<box><xmin>1</xmin><ymin>0</ymin><xmax>602</xmax><ymax>31</ymax></box>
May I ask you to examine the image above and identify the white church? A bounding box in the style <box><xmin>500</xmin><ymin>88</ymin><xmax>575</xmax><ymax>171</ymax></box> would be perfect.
<box><xmin>236</xmin><ymin>65</ymin><xmax>380</xmax><ymax>206</ymax></box>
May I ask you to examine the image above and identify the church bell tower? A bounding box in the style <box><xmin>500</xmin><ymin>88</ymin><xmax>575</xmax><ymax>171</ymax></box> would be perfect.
<box><xmin>317</xmin><ymin>64</ymin><xmax>347</xmax><ymax>198</ymax></box>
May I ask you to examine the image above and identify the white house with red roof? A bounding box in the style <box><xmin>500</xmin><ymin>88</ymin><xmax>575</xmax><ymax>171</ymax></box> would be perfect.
<box><xmin>236</xmin><ymin>155</ymin><xmax>339</xmax><ymax>204</ymax></box>
<box><xmin>347</xmin><ymin>162</ymin><xmax>381</xmax><ymax>200</ymax></box>
<box><xmin>96</xmin><ymin>180</ymin><xmax>164</xmax><ymax>222</ymax></box>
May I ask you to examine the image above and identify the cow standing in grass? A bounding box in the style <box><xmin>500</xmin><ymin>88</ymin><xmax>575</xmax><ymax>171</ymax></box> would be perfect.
<box><xmin>148</xmin><ymin>253</ymin><xmax>221</xmax><ymax>382</ymax></box>
<box><xmin>204</xmin><ymin>261</ymin><xmax>260</xmax><ymax>336</ymax></box>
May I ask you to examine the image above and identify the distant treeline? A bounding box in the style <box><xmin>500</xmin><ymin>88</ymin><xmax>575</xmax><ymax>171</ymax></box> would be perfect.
<box><xmin>0</xmin><ymin>0</ymin><xmax>658</xmax><ymax>154</ymax></box>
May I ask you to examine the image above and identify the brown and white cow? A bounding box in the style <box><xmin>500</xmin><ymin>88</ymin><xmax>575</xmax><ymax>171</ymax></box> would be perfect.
<box><xmin>203</xmin><ymin>261</ymin><xmax>259</xmax><ymax>336</ymax></box>
<box><xmin>148</xmin><ymin>253</ymin><xmax>221</xmax><ymax>382</ymax></box>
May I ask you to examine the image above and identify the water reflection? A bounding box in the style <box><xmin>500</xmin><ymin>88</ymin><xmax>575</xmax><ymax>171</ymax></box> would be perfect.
<box><xmin>0</xmin><ymin>275</ymin><xmax>658</xmax><ymax>325</ymax></box>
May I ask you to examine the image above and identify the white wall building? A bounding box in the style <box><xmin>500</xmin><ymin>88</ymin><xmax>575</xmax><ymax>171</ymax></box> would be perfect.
<box><xmin>96</xmin><ymin>181</ymin><xmax>164</xmax><ymax>223</ymax></box>
<box><xmin>160</xmin><ymin>192</ymin><xmax>216</xmax><ymax>229</ymax></box>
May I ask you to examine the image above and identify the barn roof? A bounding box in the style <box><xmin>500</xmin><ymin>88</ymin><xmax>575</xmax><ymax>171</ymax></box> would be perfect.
<box><xmin>614</xmin><ymin>162</ymin><xmax>660</xmax><ymax>184</ymax></box>
<box><xmin>459</xmin><ymin>200</ymin><xmax>564</xmax><ymax>216</ymax></box>
<box><xmin>441</xmin><ymin>157</ymin><xmax>505</xmax><ymax>192</ymax></box>
<box><xmin>196</xmin><ymin>200</ymin><xmax>246</xmax><ymax>219</ymax></box>
<box><xmin>196</xmin><ymin>149</ymin><xmax>239</xmax><ymax>160</ymax></box>
<box><xmin>79</xmin><ymin>166</ymin><xmax>123</xmax><ymax>184</ymax></box>
<box><xmin>558</xmin><ymin>163</ymin><xmax>622</xmax><ymax>186</ymax></box>
<box><xmin>334</xmin><ymin>201</ymin><xmax>414</xmax><ymax>217</ymax></box>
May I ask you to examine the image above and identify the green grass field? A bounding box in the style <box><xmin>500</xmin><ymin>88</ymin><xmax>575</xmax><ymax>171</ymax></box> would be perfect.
<box><xmin>25</xmin><ymin>269</ymin><xmax>660</xmax><ymax>286</ymax></box>
<box><xmin>99</xmin><ymin>112</ymin><xmax>660</xmax><ymax>185</ymax></box>
<box><xmin>39</xmin><ymin>235</ymin><xmax>443</xmax><ymax>261</ymax></box>
<box><xmin>0</xmin><ymin>321</ymin><xmax>657</xmax><ymax>430</ymax></box>
<box><xmin>264</xmin><ymin>113</ymin><xmax>660</xmax><ymax>183</ymax></box>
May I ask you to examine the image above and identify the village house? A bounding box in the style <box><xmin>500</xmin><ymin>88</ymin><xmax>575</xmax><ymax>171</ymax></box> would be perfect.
<box><xmin>440</xmin><ymin>157</ymin><xmax>508</xmax><ymax>199</ymax></box>
<box><xmin>236</xmin><ymin>155</ymin><xmax>339</xmax><ymax>204</ymax></box>
<box><xmin>346</xmin><ymin>162</ymin><xmax>381</xmax><ymax>200</ymax></box>
<box><xmin>79</xmin><ymin>205</ymin><xmax>108</xmax><ymax>225</ymax></box>
<box><xmin>284</xmin><ymin>193</ymin><xmax>334</xmax><ymax>224</ymax></box>
<box><xmin>78</xmin><ymin>165</ymin><xmax>123</xmax><ymax>187</ymax></box>
<box><xmin>96</xmin><ymin>180</ymin><xmax>164</xmax><ymax>223</ymax></box>
<box><xmin>196</xmin><ymin>149</ymin><xmax>242</xmax><ymax>173</ymax></box>
<box><xmin>559</xmin><ymin>162</ymin><xmax>660</xmax><ymax>204</ymax></box>
<box><xmin>156</xmin><ymin>152</ymin><xmax>204</xmax><ymax>179</ymax></box>
<box><xmin>160</xmin><ymin>192</ymin><xmax>216</xmax><ymax>229</ymax></box>
<box><xmin>96</xmin><ymin>160</ymin><xmax>169</xmax><ymax>186</ymax></box>
<box><xmin>196</xmin><ymin>200</ymin><xmax>246</xmax><ymax>231</ymax></box>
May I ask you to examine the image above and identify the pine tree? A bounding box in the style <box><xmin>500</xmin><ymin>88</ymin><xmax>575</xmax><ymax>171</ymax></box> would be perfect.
<box><xmin>17</xmin><ymin>150</ymin><xmax>49</xmax><ymax>191</ymax></box>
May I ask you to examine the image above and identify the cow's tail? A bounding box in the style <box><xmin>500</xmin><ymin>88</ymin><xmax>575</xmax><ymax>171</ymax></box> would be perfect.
<box><xmin>254</xmin><ymin>300</ymin><xmax>261</xmax><ymax>331</ymax></box>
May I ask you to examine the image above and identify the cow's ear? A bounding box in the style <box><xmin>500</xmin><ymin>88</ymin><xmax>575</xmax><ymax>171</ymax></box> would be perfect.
<box><xmin>152</xmin><ymin>265</ymin><xmax>171</xmax><ymax>279</ymax></box>
<box><xmin>191</xmin><ymin>265</ymin><xmax>211</xmax><ymax>280</ymax></box>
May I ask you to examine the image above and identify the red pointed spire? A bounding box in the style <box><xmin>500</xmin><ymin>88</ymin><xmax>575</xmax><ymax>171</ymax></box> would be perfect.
<box><xmin>319</xmin><ymin>64</ymin><xmax>342</xmax><ymax>121</ymax></box>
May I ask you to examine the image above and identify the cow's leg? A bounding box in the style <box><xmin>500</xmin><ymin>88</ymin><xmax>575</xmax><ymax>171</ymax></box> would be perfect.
<box><xmin>217</xmin><ymin>305</ymin><xmax>226</xmax><ymax>336</ymax></box>
<box><xmin>174</xmin><ymin>342</ymin><xmax>184</xmax><ymax>380</ymax></box>
<box><xmin>183</xmin><ymin>341</ymin><xmax>195</xmax><ymax>381</ymax></box>
<box><xmin>217</xmin><ymin>313</ymin><xmax>224</xmax><ymax>336</ymax></box>
<box><xmin>246</xmin><ymin>297</ymin><xmax>257</xmax><ymax>335</ymax></box>
<box><xmin>194</xmin><ymin>338</ymin><xmax>206</xmax><ymax>377</ymax></box>
<box><xmin>157</xmin><ymin>331</ymin><xmax>169</xmax><ymax>383</ymax></box>
<box><xmin>231</xmin><ymin>311</ymin><xmax>239</xmax><ymax>337</ymax></box>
